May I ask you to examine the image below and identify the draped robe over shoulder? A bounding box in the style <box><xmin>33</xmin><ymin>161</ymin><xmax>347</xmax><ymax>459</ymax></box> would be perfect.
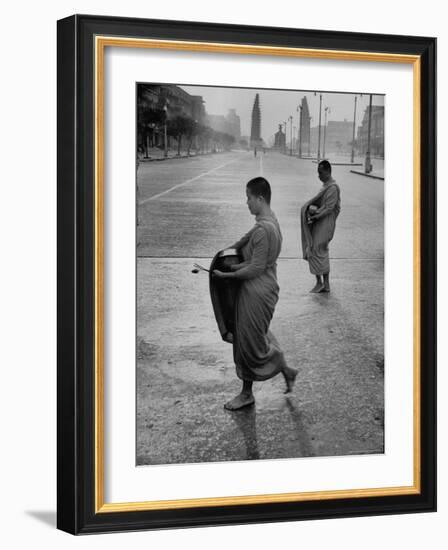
<box><xmin>230</xmin><ymin>212</ymin><xmax>287</xmax><ymax>381</ymax></box>
<box><xmin>300</xmin><ymin>182</ymin><xmax>341</xmax><ymax>275</ymax></box>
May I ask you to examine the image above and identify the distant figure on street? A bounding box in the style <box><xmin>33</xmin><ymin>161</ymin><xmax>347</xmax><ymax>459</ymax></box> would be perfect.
<box><xmin>300</xmin><ymin>160</ymin><xmax>341</xmax><ymax>293</ymax></box>
<box><xmin>213</xmin><ymin>177</ymin><xmax>297</xmax><ymax>410</ymax></box>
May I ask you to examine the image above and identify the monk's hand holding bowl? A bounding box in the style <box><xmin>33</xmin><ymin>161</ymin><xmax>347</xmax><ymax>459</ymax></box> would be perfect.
<box><xmin>307</xmin><ymin>204</ymin><xmax>319</xmax><ymax>224</ymax></box>
<box><xmin>213</xmin><ymin>269</ymin><xmax>234</xmax><ymax>279</ymax></box>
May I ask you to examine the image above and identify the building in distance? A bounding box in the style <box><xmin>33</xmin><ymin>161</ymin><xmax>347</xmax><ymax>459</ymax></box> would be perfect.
<box><xmin>273</xmin><ymin>124</ymin><xmax>286</xmax><ymax>151</ymax></box>
<box><xmin>357</xmin><ymin>105</ymin><xmax>384</xmax><ymax>157</ymax></box>
<box><xmin>309</xmin><ymin>119</ymin><xmax>356</xmax><ymax>157</ymax></box>
<box><xmin>137</xmin><ymin>84</ymin><xmax>207</xmax><ymax>153</ymax></box>
<box><xmin>206</xmin><ymin>108</ymin><xmax>241</xmax><ymax>141</ymax></box>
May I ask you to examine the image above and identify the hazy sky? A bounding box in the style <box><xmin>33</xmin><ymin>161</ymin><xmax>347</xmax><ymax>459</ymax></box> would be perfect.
<box><xmin>181</xmin><ymin>85</ymin><xmax>384</xmax><ymax>143</ymax></box>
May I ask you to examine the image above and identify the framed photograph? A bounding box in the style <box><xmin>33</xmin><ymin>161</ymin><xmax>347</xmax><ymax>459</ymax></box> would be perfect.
<box><xmin>57</xmin><ymin>14</ymin><xmax>436</xmax><ymax>534</ymax></box>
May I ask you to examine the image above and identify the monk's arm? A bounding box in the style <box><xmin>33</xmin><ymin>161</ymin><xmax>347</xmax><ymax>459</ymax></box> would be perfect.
<box><xmin>230</xmin><ymin>261</ymin><xmax>249</xmax><ymax>271</ymax></box>
<box><xmin>221</xmin><ymin>230</ymin><xmax>252</xmax><ymax>271</ymax></box>
<box><xmin>231</xmin><ymin>229</ymin><xmax>268</xmax><ymax>280</ymax></box>
<box><xmin>312</xmin><ymin>187</ymin><xmax>338</xmax><ymax>219</ymax></box>
<box><xmin>229</xmin><ymin>229</ymin><xmax>251</xmax><ymax>251</ymax></box>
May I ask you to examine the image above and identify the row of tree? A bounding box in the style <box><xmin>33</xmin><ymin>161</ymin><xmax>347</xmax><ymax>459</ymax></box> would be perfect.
<box><xmin>138</xmin><ymin>106</ymin><xmax>236</xmax><ymax>157</ymax></box>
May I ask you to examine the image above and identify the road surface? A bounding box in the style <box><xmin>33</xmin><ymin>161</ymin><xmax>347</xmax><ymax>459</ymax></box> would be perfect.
<box><xmin>136</xmin><ymin>151</ymin><xmax>384</xmax><ymax>465</ymax></box>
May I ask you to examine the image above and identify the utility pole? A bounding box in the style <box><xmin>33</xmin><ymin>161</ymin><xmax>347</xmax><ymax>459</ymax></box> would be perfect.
<box><xmin>365</xmin><ymin>94</ymin><xmax>373</xmax><ymax>173</ymax></box>
<box><xmin>145</xmin><ymin>126</ymin><xmax>150</xmax><ymax>158</ymax></box>
<box><xmin>351</xmin><ymin>95</ymin><xmax>358</xmax><ymax>164</ymax></box>
<box><xmin>283</xmin><ymin>121</ymin><xmax>287</xmax><ymax>154</ymax></box>
<box><xmin>298</xmin><ymin>105</ymin><xmax>303</xmax><ymax>158</ymax></box>
<box><xmin>289</xmin><ymin>115</ymin><xmax>293</xmax><ymax>155</ymax></box>
<box><xmin>296</xmin><ymin>105</ymin><xmax>300</xmax><ymax>156</ymax></box>
<box><xmin>323</xmin><ymin>106</ymin><xmax>330</xmax><ymax>159</ymax></box>
<box><xmin>315</xmin><ymin>92</ymin><xmax>323</xmax><ymax>161</ymax></box>
<box><xmin>163</xmin><ymin>101</ymin><xmax>169</xmax><ymax>158</ymax></box>
<box><xmin>308</xmin><ymin>116</ymin><xmax>312</xmax><ymax>156</ymax></box>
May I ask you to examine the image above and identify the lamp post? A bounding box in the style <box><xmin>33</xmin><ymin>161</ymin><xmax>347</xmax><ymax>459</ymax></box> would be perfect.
<box><xmin>308</xmin><ymin>116</ymin><xmax>312</xmax><ymax>157</ymax></box>
<box><xmin>163</xmin><ymin>101</ymin><xmax>169</xmax><ymax>158</ymax></box>
<box><xmin>283</xmin><ymin>121</ymin><xmax>287</xmax><ymax>154</ymax></box>
<box><xmin>288</xmin><ymin>115</ymin><xmax>293</xmax><ymax>155</ymax></box>
<box><xmin>145</xmin><ymin>124</ymin><xmax>150</xmax><ymax>158</ymax></box>
<box><xmin>296</xmin><ymin>105</ymin><xmax>300</xmax><ymax>156</ymax></box>
<box><xmin>314</xmin><ymin>92</ymin><xmax>323</xmax><ymax>161</ymax></box>
<box><xmin>298</xmin><ymin>105</ymin><xmax>303</xmax><ymax>158</ymax></box>
<box><xmin>350</xmin><ymin>95</ymin><xmax>358</xmax><ymax>164</ymax></box>
<box><xmin>323</xmin><ymin>106</ymin><xmax>330</xmax><ymax>159</ymax></box>
<box><xmin>365</xmin><ymin>94</ymin><xmax>373</xmax><ymax>173</ymax></box>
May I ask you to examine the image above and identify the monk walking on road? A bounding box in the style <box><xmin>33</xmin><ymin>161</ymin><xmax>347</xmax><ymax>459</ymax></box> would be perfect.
<box><xmin>213</xmin><ymin>177</ymin><xmax>297</xmax><ymax>410</ymax></box>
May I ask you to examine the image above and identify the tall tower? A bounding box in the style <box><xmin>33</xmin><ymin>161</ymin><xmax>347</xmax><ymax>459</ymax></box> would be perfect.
<box><xmin>300</xmin><ymin>96</ymin><xmax>311</xmax><ymax>157</ymax></box>
<box><xmin>250</xmin><ymin>93</ymin><xmax>261</xmax><ymax>148</ymax></box>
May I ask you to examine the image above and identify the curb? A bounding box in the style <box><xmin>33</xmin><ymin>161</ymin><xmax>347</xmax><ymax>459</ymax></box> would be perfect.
<box><xmin>312</xmin><ymin>161</ymin><xmax>363</xmax><ymax>166</ymax></box>
<box><xmin>350</xmin><ymin>170</ymin><xmax>384</xmax><ymax>180</ymax></box>
<box><xmin>138</xmin><ymin>151</ymin><xmax>227</xmax><ymax>162</ymax></box>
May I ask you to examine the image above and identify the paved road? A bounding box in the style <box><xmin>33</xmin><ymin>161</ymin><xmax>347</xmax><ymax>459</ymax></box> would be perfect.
<box><xmin>136</xmin><ymin>151</ymin><xmax>384</xmax><ymax>465</ymax></box>
<box><xmin>137</xmin><ymin>151</ymin><xmax>383</xmax><ymax>259</ymax></box>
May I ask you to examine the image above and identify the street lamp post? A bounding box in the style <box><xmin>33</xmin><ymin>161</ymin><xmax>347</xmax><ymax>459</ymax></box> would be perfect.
<box><xmin>296</xmin><ymin>105</ymin><xmax>300</xmax><ymax>156</ymax></box>
<box><xmin>145</xmin><ymin>125</ymin><xmax>150</xmax><ymax>158</ymax></box>
<box><xmin>365</xmin><ymin>94</ymin><xmax>373</xmax><ymax>173</ymax></box>
<box><xmin>163</xmin><ymin>101</ymin><xmax>169</xmax><ymax>158</ymax></box>
<box><xmin>315</xmin><ymin>92</ymin><xmax>323</xmax><ymax>161</ymax></box>
<box><xmin>283</xmin><ymin>121</ymin><xmax>287</xmax><ymax>154</ymax></box>
<box><xmin>289</xmin><ymin>115</ymin><xmax>293</xmax><ymax>155</ymax></box>
<box><xmin>145</xmin><ymin>122</ymin><xmax>156</xmax><ymax>158</ymax></box>
<box><xmin>308</xmin><ymin>116</ymin><xmax>312</xmax><ymax>157</ymax></box>
<box><xmin>351</xmin><ymin>95</ymin><xmax>358</xmax><ymax>164</ymax></box>
<box><xmin>298</xmin><ymin>105</ymin><xmax>303</xmax><ymax>158</ymax></box>
<box><xmin>323</xmin><ymin>106</ymin><xmax>330</xmax><ymax>159</ymax></box>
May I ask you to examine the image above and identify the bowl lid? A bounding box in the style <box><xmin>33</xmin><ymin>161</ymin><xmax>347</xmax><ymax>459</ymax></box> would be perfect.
<box><xmin>218</xmin><ymin>248</ymin><xmax>238</xmax><ymax>258</ymax></box>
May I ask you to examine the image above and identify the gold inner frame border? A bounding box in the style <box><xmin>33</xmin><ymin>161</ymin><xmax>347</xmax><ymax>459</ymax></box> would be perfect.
<box><xmin>94</xmin><ymin>35</ymin><xmax>421</xmax><ymax>514</ymax></box>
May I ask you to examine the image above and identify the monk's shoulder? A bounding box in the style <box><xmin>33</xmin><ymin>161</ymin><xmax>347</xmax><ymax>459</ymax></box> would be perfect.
<box><xmin>331</xmin><ymin>182</ymin><xmax>341</xmax><ymax>192</ymax></box>
<box><xmin>252</xmin><ymin>223</ymin><xmax>270</xmax><ymax>242</ymax></box>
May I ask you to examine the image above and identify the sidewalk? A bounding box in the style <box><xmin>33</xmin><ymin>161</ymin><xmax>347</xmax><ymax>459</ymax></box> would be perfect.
<box><xmin>350</xmin><ymin>168</ymin><xmax>384</xmax><ymax>180</ymax></box>
<box><xmin>138</xmin><ymin>147</ymin><xmax>226</xmax><ymax>162</ymax></box>
<box><xmin>350</xmin><ymin>160</ymin><xmax>384</xmax><ymax>180</ymax></box>
<box><xmin>279</xmin><ymin>152</ymin><xmax>371</xmax><ymax>168</ymax></box>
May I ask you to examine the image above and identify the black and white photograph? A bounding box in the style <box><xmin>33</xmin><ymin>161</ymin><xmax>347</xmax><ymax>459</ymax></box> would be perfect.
<box><xmin>136</xmin><ymin>83</ymin><xmax>385</xmax><ymax>466</ymax></box>
<box><xmin>1</xmin><ymin>0</ymin><xmax>441</xmax><ymax>544</ymax></box>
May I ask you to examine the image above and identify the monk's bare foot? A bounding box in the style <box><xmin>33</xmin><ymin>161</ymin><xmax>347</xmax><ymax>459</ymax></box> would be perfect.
<box><xmin>310</xmin><ymin>282</ymin><xmax>324</xmax><ymax>293</ymax></box>
<box><xmin>283</xmin><ymin>369</ymin><xmax>298</xmax><ymax>394</ymax></box>
<box><xmin>224</xmin><ymin>393</ymin><xmax>255</xmax><ymax>411</ymax></box>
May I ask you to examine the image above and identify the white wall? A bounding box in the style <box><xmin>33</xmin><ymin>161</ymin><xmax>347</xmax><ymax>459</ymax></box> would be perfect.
<box><xmin>0</xmin><ymin>1</ymin><xmax>444</xmax><ymax>548</ymax></box>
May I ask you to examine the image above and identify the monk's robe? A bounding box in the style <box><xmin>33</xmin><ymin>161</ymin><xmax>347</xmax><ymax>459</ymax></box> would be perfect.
<box><xmin>300</xmin><ymin>182</ymin><xmax>341</xmax><ymax>276</ymax></box>
<box><xmin>230</xmin><ymin>213</ymin><xmax>287</xmax><ymax>382</ymax></box>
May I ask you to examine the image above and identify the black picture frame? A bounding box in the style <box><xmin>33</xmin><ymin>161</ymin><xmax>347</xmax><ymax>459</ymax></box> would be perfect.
<box><xmin>57</xmin><ymin>14</ymin><xmax>436</xmax><ymax>534</ymax></box>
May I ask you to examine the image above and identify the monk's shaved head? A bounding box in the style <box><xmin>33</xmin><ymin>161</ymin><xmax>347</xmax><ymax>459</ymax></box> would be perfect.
<box><xmin>246</xmin><ymin>177</ymin><xmax>271</xmax><ymax>204</ymax></box>
<box><xmin>318</xmin><ymin>160</ymin><xmax>332</xmax><ymax>173</ymax></box>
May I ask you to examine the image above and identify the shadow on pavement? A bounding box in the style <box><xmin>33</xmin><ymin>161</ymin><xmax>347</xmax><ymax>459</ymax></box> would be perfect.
<box><xmin>285</xmin><ymin>397</ymin><xmax>315</xmax><ymax>457</ymax></box>
<box><xmin>227</xmin><ymin>405</ymin><xmax>260</xmax><ymax>460</ymax></box>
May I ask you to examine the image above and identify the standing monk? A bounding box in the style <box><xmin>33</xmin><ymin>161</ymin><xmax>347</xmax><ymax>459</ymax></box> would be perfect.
<box><xmin>301</xmin><ymin>160</ymin><xmax>341</xmax><ymax>293</ymax></box>
<box><xmin>213</xmin><ymin>177</ymin><xmax>297</xmax><ymax>410</ymax></box>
